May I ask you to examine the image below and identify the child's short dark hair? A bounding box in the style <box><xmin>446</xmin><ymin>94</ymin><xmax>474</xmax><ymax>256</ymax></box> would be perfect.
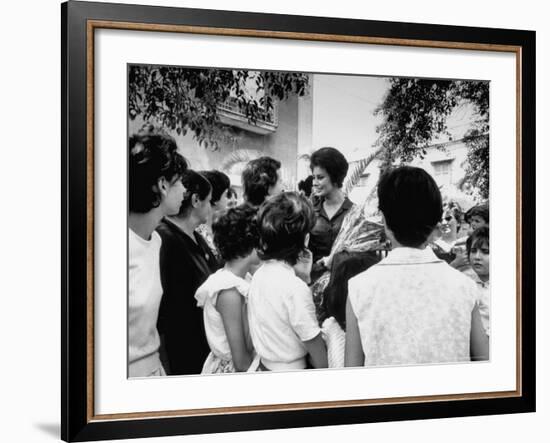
<box><xmin>310</xmin><ymin>147</ymin><xmax>349</xmax><ymax>188</ymax></box>
<box><xmin>465</xmin><ymin>204</ymin><xmax>489</xmax><ymax>224</ymax></box>
<box><xmin>257</xmin><ymin>192</ymin><xmax>315</xmax><ymax>265</ymax></box>
<box><xmin>377</xmin><ymin>166</ymin><xmax>443</xmax><ymax>247</ymax></box>
<box><xmin>129</xmin><ymin>125</ymin><xmax>187</xmax><ymax>213</ymax></box>
<box><xmin>178</xmin><ymin>170</ymin><xmax>212</xmax><ymax>216</ymax></box>
<box><xmin>242</xmin><ymin>156</ymin><xmax>281</xmax><ymax>206</ymax></box>
<box><xmin>212</xmin><ymin>203</ymin><xmax>260</xmax><ymax>261</ymax></box>
<box><xmin>200</xmin><ymin>170</ymin><xmax>230</xmax><ymax>205</ymax></box>
<box><xmin>466</xmin><ymin>226</ymin><xmax>489</xmax><ymax>257</ymax></box>
<box><xmin>298</xmin><ymin>175</ymin><xmax>314</xmax><ymax>197</ymax></box>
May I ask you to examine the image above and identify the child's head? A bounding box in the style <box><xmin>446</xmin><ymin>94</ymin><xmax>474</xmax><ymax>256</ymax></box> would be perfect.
<box><xmin>129</xmin><ymin>125</ymin><xmax>187</xmax><ymax>214</ymax></box>
<box><xmin>212</xmin><ymin>203</ymin><xmax>260</xmax><ymax>264</ymax></box>
<box><xmin>241</xmin><ymin>156</ymin><xmax>282</xmax><ymax>206</ymax></box>
<box><xmin>298</xmin><ymin>175</ymin><xmax>314</xmax><ymax>198</ymax></box>
<box><xmin>377</xmin><ymin>166</ymin><xmax>443</xmax><ymax>247</ymax></box>
<box><xmin>466</xmin><ymin>226</ymin><xmax>490</xmax><ymax>280</ymax></box>
<box><xmin>466</xmin><ymin>204</ymin><xmax>489</xmax><ymax>231</ymax></box>
<box><xmin>257</xmin><ymin>192</ymin><xmax>315</xmax><ymax>266</ymax></box>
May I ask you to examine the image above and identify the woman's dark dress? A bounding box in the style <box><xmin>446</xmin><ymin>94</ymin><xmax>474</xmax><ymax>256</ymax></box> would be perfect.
<box><xmin>309</xmin><ymin>197</ymin><xmax>354</xmax><ymax>281</ymax></box>
<box><xmin>156</xmin><ymin>218</ymin><xmax>220</xmax><ymax>375</ymax></box>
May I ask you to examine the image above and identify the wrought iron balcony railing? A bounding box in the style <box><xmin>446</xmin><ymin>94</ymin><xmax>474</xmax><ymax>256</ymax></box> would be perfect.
<box><xmin>218</xmin><ymin>97</ymin><xmax>278</xmax><ymax>135</ymax></box>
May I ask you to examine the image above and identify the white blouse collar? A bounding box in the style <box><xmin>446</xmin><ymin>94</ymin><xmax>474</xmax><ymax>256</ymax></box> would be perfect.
<box><xmin>380</xmin><ymin>247</ymin><xmax>442</xmax><ymax>266</ymax></box>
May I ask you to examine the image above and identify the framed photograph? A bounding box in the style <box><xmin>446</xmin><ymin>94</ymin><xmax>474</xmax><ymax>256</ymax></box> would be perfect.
<box><xmin>62</xmin><ymin>1</ymin><xmax>535</xmax><ymax>441</ymax></box>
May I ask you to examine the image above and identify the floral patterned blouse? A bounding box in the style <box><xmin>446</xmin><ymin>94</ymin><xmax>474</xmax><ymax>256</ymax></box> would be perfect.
<box><xmin>348</xmin><ymin>247</ymin><xmax>479</xmax><ymax>366</ymax></box>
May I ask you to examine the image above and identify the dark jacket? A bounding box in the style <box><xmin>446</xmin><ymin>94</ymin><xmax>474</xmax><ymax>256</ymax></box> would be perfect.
<box><xmin>156</xmin><ymin>218</ymin><xmax>220</xmax><ymax>375</ymax></box>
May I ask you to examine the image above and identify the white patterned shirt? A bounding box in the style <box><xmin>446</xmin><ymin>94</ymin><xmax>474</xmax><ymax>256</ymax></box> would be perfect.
<box><xmin>348</xmin><ymin>247</ymin><xmax>479</xmax><ymax>366</ymax></box>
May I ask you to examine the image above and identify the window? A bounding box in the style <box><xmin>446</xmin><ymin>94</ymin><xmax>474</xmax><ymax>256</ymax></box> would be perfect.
<box><xmin>431</xmin><ymin>159</ymin><xmax>453</xmax><ymax>186</ymax></box>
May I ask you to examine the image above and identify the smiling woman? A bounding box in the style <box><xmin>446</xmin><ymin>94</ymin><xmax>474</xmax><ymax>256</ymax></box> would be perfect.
<box><xmin>309</xmin><ymin>147</ymin><xmax>353</xmax><ymax>275</ymax></box>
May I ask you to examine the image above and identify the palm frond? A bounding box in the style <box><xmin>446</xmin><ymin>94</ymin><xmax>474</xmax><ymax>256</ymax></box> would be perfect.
<box><xmin>342</xmin><ymin>146</ymin><xmax>384</xmax><ymax>196</ymax></box>
<box><xmin>220</xmin><ymin>149</ymin><xmax>261</xmax><ymax>171</ymax></box>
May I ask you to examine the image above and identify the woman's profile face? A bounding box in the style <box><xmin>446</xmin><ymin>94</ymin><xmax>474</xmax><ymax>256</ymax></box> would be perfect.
<box><xmin>196</xmin><ymin>190</ymin><xmax>213</xmax><ymax>224</ymax></box>
<box><xmin>212</xmin><ymin>189</ymin><xmax>229</xmax><ymax>215</ymax></box>
<box><xmin>311</xmin><ymin>166</ymin><xmax>336</xmax><ymax>197</ymax></box>
<box><xmin>164</xmin><ymin>178</ymin><xmax>187</xmax><ymax>217</ymax></box>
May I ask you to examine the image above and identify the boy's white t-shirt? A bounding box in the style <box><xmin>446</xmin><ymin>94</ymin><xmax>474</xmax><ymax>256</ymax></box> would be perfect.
<box><xmin>128</xmin><ymin>228</ymin><xmax>164</xmax><ymax>377</ymax></box>
<box><xmin>247</xmin><ymin>260</ymin><xmax>321</xmax><ymax>367</ymax></box>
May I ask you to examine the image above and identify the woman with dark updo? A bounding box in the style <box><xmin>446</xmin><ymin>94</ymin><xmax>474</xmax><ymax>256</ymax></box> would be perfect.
<box><xmin>128</xmin><ymin>126</ymin><xmax>187</xmax><ymax>377</ymax></box>
<box><xmin>309</xmin><ymin>147</ymin><xmax>353</xmax><ymax>280</ymax></box>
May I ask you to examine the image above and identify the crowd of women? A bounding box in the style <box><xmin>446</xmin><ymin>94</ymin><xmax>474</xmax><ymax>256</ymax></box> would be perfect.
<box><xmin>128</xmin><ymin>124</ymin><xmax>490</xmax><ymax>377</ymax></box>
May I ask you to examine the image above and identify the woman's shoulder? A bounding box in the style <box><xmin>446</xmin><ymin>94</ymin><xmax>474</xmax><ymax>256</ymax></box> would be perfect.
<box><xmin>156</xmin><ymin>218</ymin><xmax>183</xmax><ymax>243</ymax></box>
<box><xmin>342</xmin><ymin>196</ymin><xmax>355</xmax><ymax>210</ymax></box>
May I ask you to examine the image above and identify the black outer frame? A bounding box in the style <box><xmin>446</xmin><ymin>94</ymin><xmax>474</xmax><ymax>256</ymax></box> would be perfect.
<box><xmin>61</xmin><ymin>1</ymin><xmax>536</xmax><ymax>441</ymax></box>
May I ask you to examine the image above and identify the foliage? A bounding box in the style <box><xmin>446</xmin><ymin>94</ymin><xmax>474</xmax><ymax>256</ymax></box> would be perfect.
<box><xmin>128</xmin><ymin>66</ymin><xmax>309</xmax><ymax>150</ymax></box>
<box><xmin>374</xmin><ymin>78</ymin><xmax>489</xmax><ymax>198</ymax></box>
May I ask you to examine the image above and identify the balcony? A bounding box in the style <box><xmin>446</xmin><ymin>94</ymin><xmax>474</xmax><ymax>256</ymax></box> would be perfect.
<box><xmin>218</xmin><ymin>97</ymin><xmax>278</xmax><ymax>135</ymax></box>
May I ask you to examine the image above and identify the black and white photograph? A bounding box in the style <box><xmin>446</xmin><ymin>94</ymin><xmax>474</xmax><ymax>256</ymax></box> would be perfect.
<box><xmin>128</xmin><ymin>64</ymin><xmax>491</xmax><ymax>377</ymax></box>
<box><xmin>52</xmin><ymin>0</ymin><xmax>537</xmax><ymax>441</ymax></box>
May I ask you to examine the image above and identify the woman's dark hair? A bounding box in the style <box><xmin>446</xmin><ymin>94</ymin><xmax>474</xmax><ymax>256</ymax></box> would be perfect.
<box><xmin>129</xmin><ymin>125</ymin><xmax>187</xmax><ymax>213</ymax></box>
<box><xmin>298</xmin><ymin>175</ymin><xmax>313</xmax><ymax>197</ymax></box>
<box><xmin>257</xmin><ymin>192</ymin><xmax>315</xmax><ymax>266</ymax></box>
<box><xmin>323</xmin><ymin>250</ymin><xmax>379</xmax><ymax>330</ymax></box>
<box><xmin>465</xmin><ymin>204</ymin><xmax>489</xmax><ymax>224</ymax></box>
<box><xmin>177</xmin><ymin>170</ymin><xmax>212</xmax><ymax>216</ymax></box>
<box><xmin>466</xmin><ymin>226</ymin><xmax>489</xmax><ymax>257</ymax></box>
<box><xmin>200</xmin><ymin>170</ymin><xmax>230</xmax><ymax>205</ymax></box>
<box><xmin>378</xmin><ymin>166</ymin><xmax>443</xmax><ymax>247</ymax></box>
<box><xmin>310</xmin><ymin>147</ymin><xmax>349</xmax><ymax>188</ymax></box>
<box><xmin>212</xmin><ymin>203</ymin><xmax>260</xmax><ymax>262</ymax></box>
<box><xmin>242</xmin><ymin>156</ymin><xmax>281</xmax><ymax>206</ymax></box>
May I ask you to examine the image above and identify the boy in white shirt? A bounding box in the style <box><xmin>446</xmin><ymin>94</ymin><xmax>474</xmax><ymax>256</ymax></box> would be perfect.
<box><xmin>248</xmin><ymin>192</ymin><xmax>328</xmax><ymax>371</ymax></box>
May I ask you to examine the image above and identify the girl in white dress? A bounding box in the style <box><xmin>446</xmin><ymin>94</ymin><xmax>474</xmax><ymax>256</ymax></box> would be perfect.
<box><xmin>195</xmin><ymin>204</ymin><xmax>261</xmax><ymax>373</ymax></box>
